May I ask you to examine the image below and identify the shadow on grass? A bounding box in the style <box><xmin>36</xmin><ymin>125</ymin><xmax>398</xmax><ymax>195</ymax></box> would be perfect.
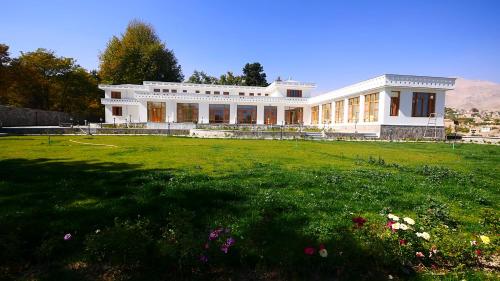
<box><xmin>0</xmin><ymin>158</ymin><xmax>400</xmax><ymax>281</ymax></box>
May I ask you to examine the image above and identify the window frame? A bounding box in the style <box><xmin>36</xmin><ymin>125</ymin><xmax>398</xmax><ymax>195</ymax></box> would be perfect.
<box><xmin>112</xmin><ymin>106</ymin><xmax>122</xmax><ymax>116</ymax></box>
<box><xmin>411</xmin><ymin>92</ymin><xmax>436</xmax><ymax>117</ymax></box>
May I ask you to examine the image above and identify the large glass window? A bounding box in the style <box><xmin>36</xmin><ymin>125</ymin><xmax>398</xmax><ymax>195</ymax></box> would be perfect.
<box><xmin>237</xmin><ymin>105</ymin><xmax>257</xmax><ymax>124</ymax></box>
<box><xmin>390</xmin><ymin>91</ymin><xmax>400</xmax><ymax>116</ymax></box>
<box><xmin>311</xmin><ymin>106</ymin><xmax>319</xmax><ymax>125</ymax></box>
<box><xmin>364</xmin><ymin>93</ymin><xmax>379</xmax><ymax>122</ymax></box>
<box><xmin>147</xmin><ymin>102</ymin><xmax>166</xmax><ymax>123</ymax></box>
<box><xmin>264</xmin><ymin>106</ymin><xmax>277</xmax><ymax>125</ymax></box>
<box><xmin>286</xmin><ymin>89</ymin><xmax>303</xmax><ymax>97</ymax></box>
<box><xmin>348</xmin><ymin>97</ymin><xmax>360</xmax><ymax>123</ymax></box>
<box><xmin>177</xmin><ymin>103</ymin><xmax>199</xmax><ymax>123</ymax></box>
<box><xmin>284</xmin><ymin>107</ymin><xmax>303</xmax><ymax>125</ymax></box>
<box><xmin>335</xmin><ymin>100</ymin><xmax>344</xmax><ymax>123</ymax></box>
<box><xmin>209</xmin><ymin>104</ymin><xmax>230</xmax><ymax>123</ymax></box>
<box><xmin>322</xmin><ymin>103</ymin><xmax>331</xmax><ymax>124</ymax></box>
<box><xmin>412</xmin><ymin>92</ymin><xmax>435</xmax><ymax>117</ymax></box>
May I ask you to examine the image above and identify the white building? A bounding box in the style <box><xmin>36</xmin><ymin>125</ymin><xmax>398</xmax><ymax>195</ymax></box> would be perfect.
<box><xmin>99</xmin><ymin>74</ymin><xmax>456</xmax><ymax>139</ymax></box>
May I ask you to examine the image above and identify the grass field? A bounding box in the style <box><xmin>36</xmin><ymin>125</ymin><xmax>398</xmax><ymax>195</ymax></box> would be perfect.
<box><xmin>0</xmin><ymin>136</ymin><xmax>498</xmax><ymax>280</ymax></box>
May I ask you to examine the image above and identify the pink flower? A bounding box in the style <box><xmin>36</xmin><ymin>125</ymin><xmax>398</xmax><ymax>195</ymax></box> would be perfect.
<box><xmin>352</xmin><ymin>216</ymin><xmax>367</xmax><ymax>228</ymax></box>
<box><xmin>63</xmin><ymin>233</ymin><xmax>72</xmax><ymax>241</ymax></box>
<box><xmin>399</xmin><ymin>239</ymin><xmax>407</xmax><ymax>245</ymax></box>
<box><xmin>209</xmin><ymin>230</ymin><xmax>219</xmax><ymax>240</ymax></box>
<box><xmin>304</xmin><ymin>247</ymin><xmax>316</xmax><ymax>255</ymax></box>
<box><xmin>475</xmin><ymin>249</ymin><xmax>482</xmax><ymax>256</ymax></box>
<box><xmin>220</xmin><ymin>244</ymin><xmax>229</xmax><ymax>254</ymax></box>
<box><xmin>226</xmin><ymin>237</ymin><xmax>235</xmax><ymax>247</ymax></box>
<box><xmin>416</xmin><ymin>252</ymin><xmax>425</xmax><ymax>258</ymax></box>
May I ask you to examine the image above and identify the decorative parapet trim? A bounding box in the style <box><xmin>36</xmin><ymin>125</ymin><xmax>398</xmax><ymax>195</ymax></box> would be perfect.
<box><xmin>134</xmin><ymin>93</ymin><xmax>308</xmax><ymax>105</ymax></box>
<box><xmin>143</xmin><ymin>81</ymin><xmax>267</xmax><ymax>91</ymax></box>
<box><xmin>100</xmin><ymin>98</ymin><xmax>140</xmax><ymax>105</ymax></box>
<box><xmin>99</xmin><ymin>84</ymin><xmax>147</xmax><ymax>90</ymax></box>
<box><xmin>309</xmin><ymin>74</ymin><xmax>455</xmax><ymax>105</ymax></box>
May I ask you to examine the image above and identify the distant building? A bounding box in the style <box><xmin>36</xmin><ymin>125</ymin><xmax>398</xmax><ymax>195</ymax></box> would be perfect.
<box><xmin>99</xmin><ymin>74</ymin><xmax>456</xmax><ymax>139</ymax></box>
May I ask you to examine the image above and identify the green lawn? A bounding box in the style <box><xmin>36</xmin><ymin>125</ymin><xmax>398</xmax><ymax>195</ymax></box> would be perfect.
<box><xmin>0</xmin><ymin>136</ymin><xmax>498</xmax><ymax>280</ymax></box>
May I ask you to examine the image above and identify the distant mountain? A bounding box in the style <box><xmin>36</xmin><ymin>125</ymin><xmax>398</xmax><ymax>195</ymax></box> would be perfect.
<box><xmin>446</xmin><ymin>78</ymin><xmax>500</xmax><ymax>111</ymax></box>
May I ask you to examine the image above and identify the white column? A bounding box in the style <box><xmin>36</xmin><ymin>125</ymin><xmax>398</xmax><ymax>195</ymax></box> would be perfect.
<box><xmin>229</xmin><ymin>103</ymin><xmax>237</xmax><ymax>124</ymax></box>
<box><xmin>277</xmin><ymin>105</ymin><xmax>285</xmax><ymax>125</ymax></box>
<box><xmin>167</xmin><ymin>100</ymin><xmax>176</xmax><ymax>122</ymax></box>
<box><xmin>199</xmin><ymin>103</ymin><xmax>209</xmax><ymax>124</ymax></box>
<box><xmin>318</xmin><ymin>104</ymin><xmax>323</xmax><ymax>127</ymax></box>
<box><xmin>256</xmin><ymin>104</ymin><xmax>264</xmax><ymax>124</ymax></box>
<box><xmin>331</xmin><ymin>101</ymin><xmax>336</xmax><ymax>127</ymax></box>
<box><xmin>379</xmin><ymin>89</ymin><xmax>389</xmax><ymax>124</ymax></box>
<box><xmin>303</xmin><ymin>105</ymin><xmax>311</xmax><ymax>125</ymax></box>
<box><xmin>359</xmin><ymin>94</ymin><xmax>365</xmax><ymax>123</ymax></box>
<box><xmin>343</xmin><ymin>98</ymin><xmax>349</xmax><ymax>124</ymax></box>
<box><xmin>138</xmin><ymin>101</ymin><xmax>147</xmax><ymax>123</ymax></box>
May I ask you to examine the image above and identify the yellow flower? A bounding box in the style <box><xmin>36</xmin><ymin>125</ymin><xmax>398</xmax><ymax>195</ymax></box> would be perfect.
<box><xmin>480</xmin><ymin>235</ymin><xmax>490</xmax><ymax>244</ymax></box>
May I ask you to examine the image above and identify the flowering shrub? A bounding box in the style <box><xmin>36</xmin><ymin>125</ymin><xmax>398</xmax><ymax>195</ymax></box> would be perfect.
<box><xmin>199</xmin><ymin>227</ymin><xmax>236</xmax><ymax>263</ymax></box>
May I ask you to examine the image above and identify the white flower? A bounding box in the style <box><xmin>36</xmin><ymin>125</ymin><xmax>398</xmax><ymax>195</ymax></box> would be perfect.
<box><xmin>319</xmin><ymin>248</ymin><xmax>328</xmax><ymax>258</ymax></box>
<box><xmin>416</xmin><ymin>232</ymin><xmax>430</xmax><ymax>241</ymax></box>
<box><xmin>403</xmin><ymin>217</ymin><xmax>415</xmax><ymax>225</ymax></box>
<box><xmin>470</xmin><ymin>240</ymin><xmax>477</xmax><ymax>246</ymax></box>
<box><xmin>95</xmin><ymin>229</ymin><xmax>101</xmax><ymax>234</ymax></box>
<box><xmin>399</xmin><ymin>223</ymin><xmax>409</xmax><ymax>230</ymax></box>
<box><xmin>387</xmin><ymin>214</ymin><xmax>399</xmax><ymax>221</ymax></box>
<box><xmin>388</xmin><ymin>274</ymin><xmax>394</xmax><ymax>280</ymax></box>
<box><xmin>391</xmin><ymin>222</ymin><xmax>400</xmax><ymax>230</ymax></box>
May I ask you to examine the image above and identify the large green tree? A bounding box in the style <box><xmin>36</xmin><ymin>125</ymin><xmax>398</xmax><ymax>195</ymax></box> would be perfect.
<box><xmin>0</xmin><ymin>45</ymin><xmax>102</xmax><ymax>120</ymax></box>
<box><xmin>99</xmin><ymin>20</ymin><xmax>183</xmax><ymax>84</ymax></box>
<box><xmin>186</xmin><ymin>70</ymin><xmax>218</xmax><ymax>84</ymax></box>
<box><xmin>242</xmin><ymin>62</ymin><xmax>267</xmax><ymax>86</ymax></box>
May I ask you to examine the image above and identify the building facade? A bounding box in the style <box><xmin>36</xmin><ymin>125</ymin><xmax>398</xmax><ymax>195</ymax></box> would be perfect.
<box><xmin>100</xmin><ymin>74</ymin><xmax>456</xmax><ymax>139</ymax></box>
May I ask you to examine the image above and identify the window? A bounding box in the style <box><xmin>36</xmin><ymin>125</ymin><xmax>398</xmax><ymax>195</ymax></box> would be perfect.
<box><xmin>214</xmin><ymin>91</ymin><xmax>220</xmax><ymax>95</ymax></box>
<box><xmin>237</xmin><ymin>105</ymin><xmax>257</xmax><ymax>124</ymax></box>
<box><xmin>239</xmin><ymin>92</ymin><xmax>245</xmax><ymax>96</ymax></box>
<box><xmin>412</xmin><ymin>92</ymin><xmax>435</xmax><ymax>117</ymax></box>
<box><xmin>390</xmin><ymin>91</ymin><xmax>400</xmax><ymax>116</ymax></box>
<box><xmin>205</xmin><ymin>91</ymin><xmax>211</xmax><ymax>95</ymax></box>
<box><xmin>264</xmin><ymin>106</ymin><xmax>277</xmax><ymax>125</ymax></box>
<box><xmin>183</xmin><ymin>90</ymin><xmax>187</xmax><ymax>93</ymax></box>
<box><xmin>171</xmin><ymin>89</ymin><xmax>177</xmax><ymax>93</ymax></box>
<box><xmin>209</xmin><ymin>104</ymin><xmax>230</xmax><ymax>123</ymax></box>
<box><xmin>257</xmin><ymin>93</ymin><xmax>261</xmax><ymax>96</ymax></box>
<box><xmin>322</xmin><ymin>103</ymin><xmax>331</xmax><ymax>124</ymax></box>
<box><xmin>249</xmin><ymin>93</ymin><xmax>254</xmax><ymax>96</ymax></box>
<box><xmin>111</xmin><ymin>91</ymin><xmax>121</xmax><ymax>99</ymax></box>
<box><xmin>177</xmin><ymin>103</ymin><xmax>199</xmax><ymax>122</ymax></box>
<box><xmin>285</xmin><ymin>107</ymin><xmax>303</xmax><ymax>125</ymax></box>
<box><xmin>147</xmin><ymin>102</ymin><xmax>166</xmax><ymax>123</ymax></box>
<box><xmin>265</xmin><ymin>94</ymin><xmax>269</xmax><ymax>96</ymax></box>
<box><xmin>223</xmin><ymin>92</ymin><xmax>229</xmax><ymax>96</ymax></box>
<box><xmin>364</xmin><ymin>93</ymin><xmax>379</xmax><ymax>122</ymax></box>
<box><xmin>348</xmin><ymin>97</ymin><xmax>360</xmax><ymax>123</ymax></box>
<box><xmin>162</xmin><ymin>89</ymin><xmax>169</xmax><ymax>93</ymax></box>
<box><xmin>311</xmin><ymin>106</ymin><xmax>319</xmax><ymax>125</ymax></box>
<box><xmin>112</xmin><ymin>106</ymin><xmax>122</xmax><ymax>116</ymax></box>
<box><xmin>335</xmin><ymin>100</ymin><xmax>344</xmax><ymax>123</ymax></box>
<box><xmin>287</xmin><ymin>89</ymin><xmax>302</xmax><ymax>97</ymax></box>
<box><xmin>153</xmin><ymin>89</ymin><xmax>160</xmax><ymax>92</ymax></box>
<box><xmin>196</xmin><ymin>90</ymin><xmax>200</xmax><ymax>93</ymax></box>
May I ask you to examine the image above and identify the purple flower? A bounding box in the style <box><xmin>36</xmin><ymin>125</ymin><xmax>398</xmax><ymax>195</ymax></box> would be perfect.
<box><xmin>226</xmin><ymin>237</ymin><xmax>235</xmax><ymax>247</ymax></box>
<box><xmin>209</xmin><ymin>231</ymin><xmax>219</xmax><ymax>240</ymax></box>
<box><xmin>220</xmin><ymin>244</ymin><xmax>229</xmax><ymax>254</ymax></box>
<box><xmin>64</xmin><ymin>233</ymin><xmax>72</xmax><ymax>241</ymax></box>
<box><xmin>199</xmin><ymin>254</ymin><xmax>208</xmax><ymax>263</ymax></box>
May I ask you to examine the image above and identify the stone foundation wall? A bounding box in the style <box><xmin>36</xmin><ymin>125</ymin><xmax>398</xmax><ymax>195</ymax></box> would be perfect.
<box><xmin>0</xmin><ymin>105</ymin><xmax>70</xmax><ymax>127</ymax></box>
<box><xmin>380</xmin><ymin>125</ymin><xmax>445</xmax><ymax>140</ymax></box>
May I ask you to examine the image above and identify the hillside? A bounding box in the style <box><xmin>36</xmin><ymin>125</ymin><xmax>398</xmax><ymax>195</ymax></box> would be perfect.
<box><xmin>446</xmin><ymin>78</ymin><xmax>500</xmax><ymax>111</ymax></box>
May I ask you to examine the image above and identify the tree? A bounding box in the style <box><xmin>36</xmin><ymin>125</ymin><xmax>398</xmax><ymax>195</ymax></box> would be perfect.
<box><xmin>0</xmin><ymin>46</ymin><xmax>102</xmax><ymax>120</ymax></box>
<box><xmin>219</xmin><ymin>71</ymin><xmax>243</xmax><ymax>85</ymax></box>
<box><xmin>99</xmin><ymin>20</ymin><xmax>183</xmax><ymax>84</ymax></box>
<box><xmin>186</xmin><ymin>70</ymin><xmax>218</xmax><ymax>84</ymax></box>
<box><xmin>242</xmin><ymin>62</ymin><xmax>267</xmax><ymax>86</ymax></box>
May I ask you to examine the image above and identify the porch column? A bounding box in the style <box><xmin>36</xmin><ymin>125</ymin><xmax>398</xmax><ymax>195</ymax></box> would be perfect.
<box><xmin>303</xmin><ymin>106</ymin><xmax>311</xmax><ymax>125</ymax></box>
<box><xmin>318</xmin><ymin>104</ymin><xmax>323</xmax><ymax>127</ymax></box>
<box><xmin>138</xmin><ymin>101</ymin><xmax>147</xmax><ymax>123</ymax></box>
<box><xmin>359</xmin><ymin>94</ymin><xmax>365</xmax><ymax>123</ymax></box>
<box><xmin>167</xmin><ymin>100</ymin><xmax>176</xmax><ymax>123</ymax></box>
<box><xmin>199</xmin><ymin>102</ymin><xmax>209</xmax><ymax>124</ymax></box>
<box><xmin>343</xmin><ymin>98</ymin><xmax>349</xmax><ymax>124</ymax></box>
<box><xmin>229</xmin><ymin>103</ymin><xmax>237</xmax><ymax>124</ymax></box>
<box><xmin>256</xmin><ymin>104</ymin><xmax>264</xmax><ymax>125</ymax></box>
<box><xmin>277</xmin><ymin>105</ymin><xmax>285</xmax><ymax>125</ymax></box>
<box><xmin>331</xmin><ymin>101</ymin><xmax>336</xmax><ymax>127</ymax></box>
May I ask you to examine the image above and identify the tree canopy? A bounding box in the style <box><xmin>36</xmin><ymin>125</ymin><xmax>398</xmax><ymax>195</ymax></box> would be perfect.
<box><xmin>98</xmin><ymin>20</ymin><xmax>183</xmax><ymax>84</ymax></box>
<box><xmin>185</xmin><ymin>63</ymin><xmax>267</xmax><ymax>86</ymax></box>
<box><xmin>0</xmin><ymin>44</ymin><xmax>102</xmax><ymax>120</ymax></box>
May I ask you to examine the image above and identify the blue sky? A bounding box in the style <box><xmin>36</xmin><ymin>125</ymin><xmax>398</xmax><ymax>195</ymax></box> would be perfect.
<box><xmin>1</xmin><ymin>0</ymin><xmax>499</xmax><ymax>92</ymax></box>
